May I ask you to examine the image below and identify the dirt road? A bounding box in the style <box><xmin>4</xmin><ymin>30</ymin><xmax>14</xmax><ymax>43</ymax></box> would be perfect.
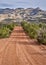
<box><xmin>0</xmin><ymin>26</ymin><xmax>46</xmax><ymax>65</ymax></box>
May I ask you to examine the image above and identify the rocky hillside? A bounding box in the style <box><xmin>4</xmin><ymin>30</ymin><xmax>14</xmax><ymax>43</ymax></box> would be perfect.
<box><xmin>0</xmin><ymin>7</ymin><xmax>46</xmax><ymax>23</ymax></box>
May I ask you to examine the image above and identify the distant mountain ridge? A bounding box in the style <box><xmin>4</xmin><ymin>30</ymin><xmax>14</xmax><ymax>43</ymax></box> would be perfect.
<box><xmin>0</xmin><ymin>8</ymin><xmax>14</xmax><ymax>14</ymax></box>
<box><xmin>0</xmin><ymin>7</ymin><xmax>45</xmax><ymax>14</ymax></box>
<box><xmin>0</xmin><ymin>7</ymin><xmax>46</xmax><ymax>16</ymax></box>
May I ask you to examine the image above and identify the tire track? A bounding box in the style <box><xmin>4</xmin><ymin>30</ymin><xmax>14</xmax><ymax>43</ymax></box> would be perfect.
<box><xmin>0</xmin><ymin>26</ymin><xmax>46</xmax><ymax>65</ymax></box>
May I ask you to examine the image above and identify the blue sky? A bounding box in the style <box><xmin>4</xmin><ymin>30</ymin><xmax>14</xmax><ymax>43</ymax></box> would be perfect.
<box><xmin>0</xmin><ymin>0</ymin><xmax>46</xmax><ymax>10</ymax></box>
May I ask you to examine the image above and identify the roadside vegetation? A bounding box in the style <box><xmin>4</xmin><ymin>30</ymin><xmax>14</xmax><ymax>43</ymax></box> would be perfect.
<box><xmin>21</xmin><ymin>21</ymin><xmax>46</xmax><ymax>45</ymax></box>
<box><xmin>0</xmin><ymin>22</ymin><xmax>16</xmax><ymax>38</ymax></box>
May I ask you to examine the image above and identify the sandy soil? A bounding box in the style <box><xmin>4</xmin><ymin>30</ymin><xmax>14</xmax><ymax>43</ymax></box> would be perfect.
<box><xmin>0</xmin><ymin>26</ymin><xmax>46</xmax><ymax>65</ymax></box>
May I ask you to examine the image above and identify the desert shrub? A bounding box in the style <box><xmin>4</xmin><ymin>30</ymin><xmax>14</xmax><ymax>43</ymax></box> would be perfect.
<box><xmin>21</xmin><ymin>21</ymin><xmax>46</xmax><ymax>45</ymax></box>
<box><xmin>0</xmin><ymin>27</ymin><xmax>11</xmax><ymax>38</ymax></box>
<box><xmin>0</xmin><ymin>22</ymin><xmax>15</xmax><ymax>38</ymax></box>
<box><xmin>21</xmin><ymin>22</ymin><xmax>38</xmax><ymax>39</ymax></box>
<box><xmin>7</xmin><ymin>23</ymin><xmax>15</xmax><ymax>30</ymax></box>
<box><xmin>37</xmin><ymin>28</ymin><xmax>46</xmax><ymax>45</ymax></box>
<box><xmin>28</xmin><ymin>28</ymin><xmax>37</xmax><ymax>38</ymax></box>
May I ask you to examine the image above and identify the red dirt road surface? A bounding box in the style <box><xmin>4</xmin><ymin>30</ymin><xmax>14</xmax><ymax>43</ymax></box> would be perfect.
<box><xmin>0</xmin><ymin>26</ymin><xmax>46</xmax><ymax>65</ymax></box>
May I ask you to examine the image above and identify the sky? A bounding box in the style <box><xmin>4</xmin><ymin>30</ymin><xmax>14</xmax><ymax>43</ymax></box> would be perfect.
<box><xmin>0</xmin><ymin>0</ymin><xmax>46</xmax><ymax>10</ymax></box>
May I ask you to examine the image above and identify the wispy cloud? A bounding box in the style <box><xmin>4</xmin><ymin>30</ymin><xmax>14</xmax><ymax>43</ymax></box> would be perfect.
<box><xmin>0</xmin><ymin>0</ymin><xmax>46</xmax><ymax>10</ymax></box>
<box><xmin>16</xmin><ymin>1</ymin><xmax>30</xmax><ymax>4</ymax></box>
<box><xmin>0</xmin><ymin>3</ymin><xmax>13</xmax><ymax>7</ymax></box>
